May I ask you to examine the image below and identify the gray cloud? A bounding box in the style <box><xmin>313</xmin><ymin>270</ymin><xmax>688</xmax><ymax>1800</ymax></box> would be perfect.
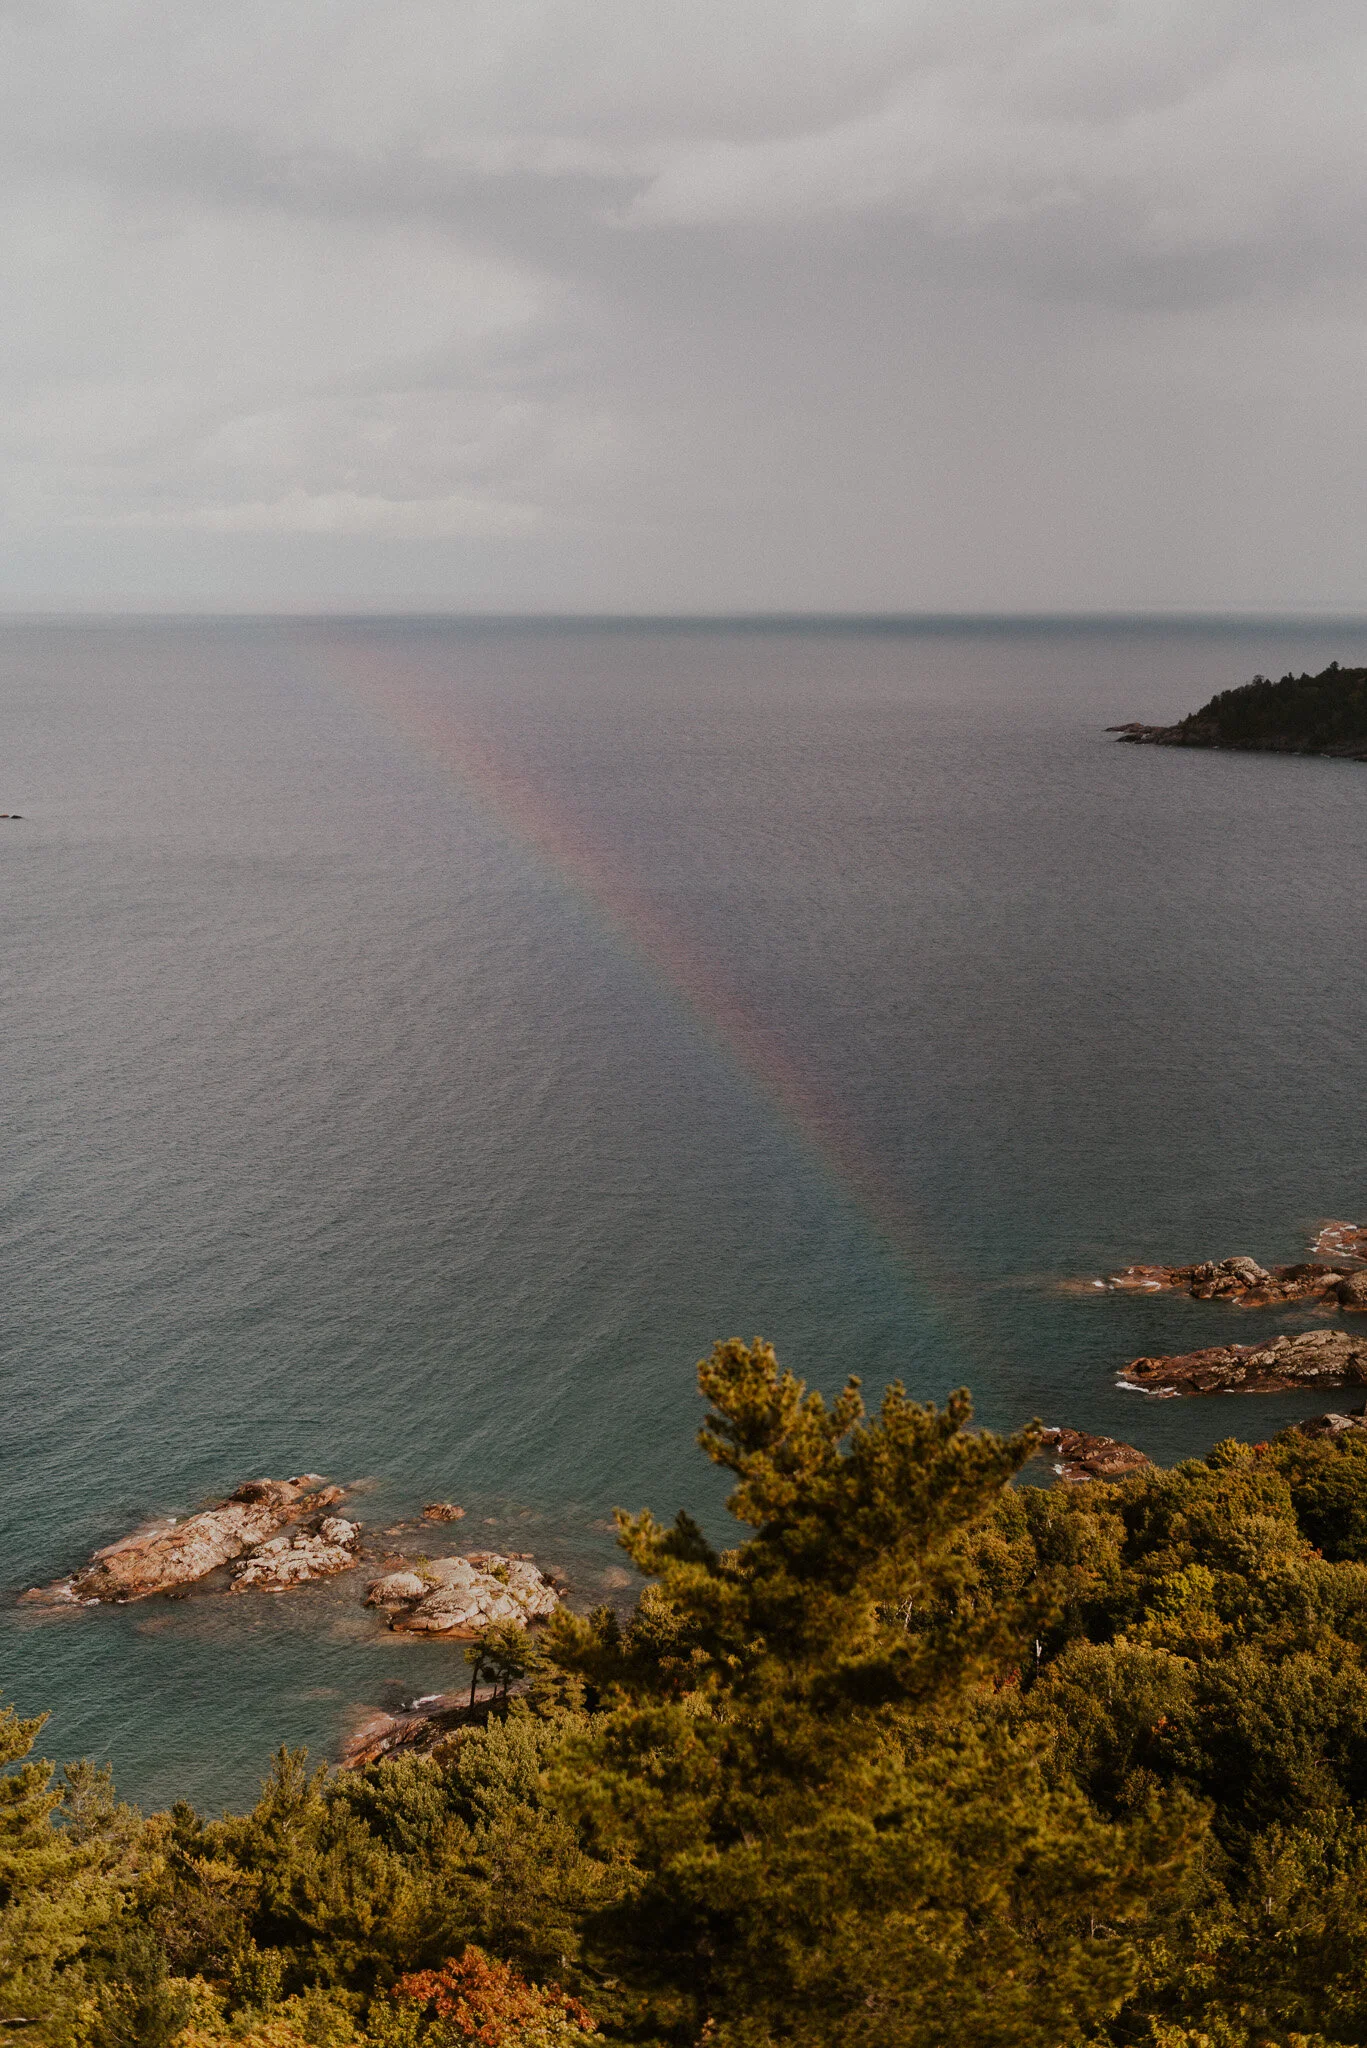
<box><xmin>1</xmin><ymin>0</ymin><xmax>1364</xmax><ymax>609</ymax></box>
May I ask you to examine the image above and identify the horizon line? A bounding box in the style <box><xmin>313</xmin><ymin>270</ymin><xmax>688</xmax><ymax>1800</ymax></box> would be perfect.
<box><xmin>2</xmin><ymin>605</ymin><xmax>1367</xmax><ymax>629</ymax></box>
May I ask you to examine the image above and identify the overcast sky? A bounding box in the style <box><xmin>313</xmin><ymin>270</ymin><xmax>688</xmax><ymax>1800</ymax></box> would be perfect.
<box><xmin>2</xmin><ymin>0</ymin><xmax>1364</xmax><ymax>612</ymax></box>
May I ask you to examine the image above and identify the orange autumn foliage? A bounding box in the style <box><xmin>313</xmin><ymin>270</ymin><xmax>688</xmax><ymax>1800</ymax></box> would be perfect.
<box><xmin>392</xmin><ymin>1947</ymin><xmax>596</xmax><ymax>2048</ymax></box>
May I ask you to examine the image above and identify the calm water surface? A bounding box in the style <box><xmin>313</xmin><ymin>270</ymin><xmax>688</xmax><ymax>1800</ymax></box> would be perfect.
<box><xmin>2</xmin><ymin>616</ymin><xmax>1365</xmax><ymax>1810</ymax></box>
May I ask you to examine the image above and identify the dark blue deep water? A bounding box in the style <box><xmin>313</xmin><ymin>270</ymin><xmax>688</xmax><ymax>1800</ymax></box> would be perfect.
<box><xmin>2</xmin><ymin>616</ymin><xmax>1365</xmax><ymax>1812</ymax></box>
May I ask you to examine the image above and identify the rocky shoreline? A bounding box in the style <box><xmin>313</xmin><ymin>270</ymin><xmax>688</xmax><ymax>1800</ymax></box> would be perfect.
<box><xmin>341</xmin><ymin>1694</ymin><xmax>473</xmax><ymax>1768</ymax></box>
<box><xmin>1108</xmin><ymin>719</ymin><xmax>1367</xmax><ymax>761</ymax></box>
<box><xmin>339</xmin><ymin>1687</ymin><xmax>529</xmax><ymax>1768</ymax></box>
<box><xmin>21</xmin><ymin>1202</ymin><xmax>1367</xmax><ymax>1776</ymax></box>
<box><xmin>1297</xmin><ymin>1408</ymin><xmax>1367</xmax><ymax>1440</ymax></box>
<box><xmin>1037</xmin><ymin>1404</ymin><xmax>1367</xmax><ymax>1489</ymax></box>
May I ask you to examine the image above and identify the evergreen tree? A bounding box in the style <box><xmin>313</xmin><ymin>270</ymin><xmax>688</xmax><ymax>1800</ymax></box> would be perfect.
<box><xmin>466</xmin><ymin>1623</ymin><xmax>540</xmax><ymax>1710</ymax></box>
<box><xmin>546</xmin><ymin>1339</ymin><xmax>1182</xmax><ymax>2048</ymax></box>
<box><xmin>0</xmin><ymin>1699</ymin><xmax>119</xmax><ymax>2043</ymax></box>
<box><xmin>46</xmin><ymin>1347</ymin><xmax>1367</xmax><ymax>2043</ymax></box>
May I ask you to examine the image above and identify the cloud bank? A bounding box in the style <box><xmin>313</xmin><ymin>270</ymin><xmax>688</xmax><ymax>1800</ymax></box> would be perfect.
<box><xmin>1</xmin><ymin>0</ymin><xmax>1364</xmax><ymax>609</ymax></box>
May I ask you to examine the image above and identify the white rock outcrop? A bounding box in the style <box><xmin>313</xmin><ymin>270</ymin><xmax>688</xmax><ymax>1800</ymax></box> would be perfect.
<box><xmin>230</xmin><ymin>1517</ymin><xmax>363</xmax><ymax>1593</ymax></box>
<box><xmin>367</xmin><ymin>1551</ymin><xmax>557</xmax><ymax>1636</ymax></box>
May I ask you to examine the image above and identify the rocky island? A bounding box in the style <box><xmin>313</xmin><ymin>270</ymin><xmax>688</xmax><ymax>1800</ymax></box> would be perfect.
<box><xmin>1104</xmin><ymin>1251</ymin><xmax>1367</xmax><ymax>1311</ymax></box>
<box><xmin>1038</xmin><ymin>1426</ymin><xmax>1151</xmax><ymax>1482</ymax></box>
<box><xmin>21</xmin><ymin>1471</ymin><xmax>566</xmax><ymax>1684</ymax></box>
<box><xmin>1110</xmin><ymin>661</ymin><xmax>1367</xmax><ymax>759</ymax></box>
<box><xmin>1093</xmin><ymin>1221</ymin><xmax>1367</xmax><ymax>1310</ymax></box>
<box><xmin>1120</xmin><ymin>1327</ymin><xmax>1367</xmax><ymax>1396</ymax></box>
<box><xmin>21</xmin><ymin>1478</ymin><xmax>565</xmax><ymax>1643</ymax></box>
<box><xmin>22</xmin><ymin>1475</ymin><xmax>351</xmax><ymax>1604</ymax></box>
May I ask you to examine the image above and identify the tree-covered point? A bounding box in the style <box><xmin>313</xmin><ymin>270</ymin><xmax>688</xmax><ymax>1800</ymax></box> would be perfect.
<box><xmin>15</xmin><ymin>1341</ymin><xmax>1367</xmax><ymax>2044</ymax></box>
<box><xmin>1178</xmin><ymin>661</ymin><xmax>1367</xmax><ymax>753</ymax></box>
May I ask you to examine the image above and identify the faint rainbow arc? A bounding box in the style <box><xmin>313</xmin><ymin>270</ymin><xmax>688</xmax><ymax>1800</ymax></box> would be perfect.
<box><xmin>322</xmin><ymin>645</ymin><xmax>973</xmax><ymax>1362</ymax></box>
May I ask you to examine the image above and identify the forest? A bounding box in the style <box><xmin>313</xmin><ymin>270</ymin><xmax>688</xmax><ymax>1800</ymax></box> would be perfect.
<box><xmin>1177</xmin><ymin>662</ymin><xmax>1367</xmax><ymax>752</ymax></box>
<box><xmin>9</xmin><ymin>1338</ymin><xmax>1367</xmax><ymax>2048</ymax></box>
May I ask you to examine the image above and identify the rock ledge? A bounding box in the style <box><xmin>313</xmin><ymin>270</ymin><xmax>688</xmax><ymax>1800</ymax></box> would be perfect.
<box><xmin>21</xmin><ymin>1476</ymin><xmax>346</xmax><ymax>1605</ymax></box>
<box><xmin>1102</xmin><ymin>1246</ymin><xmax>1366</xmax><ymax>1311</ymax></box>
<box><xmin>230</xmin><ymin>1516</ymin><xmax>363</xmax><ymax>1593</ymax></box>
<box><xmin>1121</xmin><ymin>1329</ymin><xmax>1367</xmax><ymax>1397</ymax></box>
<box><xmin>366</xmin><ymin>1551</ymin><xmax>558</xmax><ymax>1637</ymax></box>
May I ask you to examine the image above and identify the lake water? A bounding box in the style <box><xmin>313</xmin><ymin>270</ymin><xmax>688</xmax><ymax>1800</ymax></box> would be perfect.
<box><xmin>2</xmin><ymin>615</ymin><xmax>1365</xmax><ymax>1813</ymax></box>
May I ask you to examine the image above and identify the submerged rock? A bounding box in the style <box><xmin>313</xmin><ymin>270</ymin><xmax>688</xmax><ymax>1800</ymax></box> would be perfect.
<box><xmin>422</xmin><ymin>1502</ymin><xmax>466</xmax><ymax>1522</ymax></box>
<box><xmin>1039</xmin><ymin>1427</ymin><xmax>1151</xmax><ymax>1483</ymax></box>
<box><xmin>1104</xmin><ymin>1264</ymin><xmax>1184</xmax><ymax>1292</ymax></box>
<box><xmin>21</xmin><ymin>1476</ymin><xmax>344</xmax><ymax>1605</ymax></box>
<box><xmin>367</xmin><ymin>1551</ymin><xmax>558</xmax><ymax>1637</ymax></box>
<box><xmin>229</xmin><ymin>1516</ymin><xmax>363</xmax><ymax>1593</ymax></box>
<box><xmin>1316</xmin><ymin>1221</ymin><xmax>1367</xmax><ymax>1266</ymax></box>
<box><xmin>1121</xmin><ymin>1329</ymin><xmax>1367</xmax><ymax>1397</ymax></box>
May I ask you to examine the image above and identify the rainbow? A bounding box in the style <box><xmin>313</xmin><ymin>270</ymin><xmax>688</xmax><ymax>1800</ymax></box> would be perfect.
<box><xmin>319</xmin><ymin>631</ymin><xmax>976</xmax><ymax>1376</ymax></box>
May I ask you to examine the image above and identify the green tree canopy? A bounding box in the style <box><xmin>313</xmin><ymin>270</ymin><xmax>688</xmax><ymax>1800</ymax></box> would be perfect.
<box><xmin>546</xmin><ymin>1338</ymin><xmax>1182</xmax><ymax>2048</ymax></box>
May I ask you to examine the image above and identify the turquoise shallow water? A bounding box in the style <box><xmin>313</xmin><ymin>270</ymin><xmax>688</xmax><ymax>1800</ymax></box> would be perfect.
<box><xmin>2</xmin><ymin>615</ymin><xmax>1365</xmax><ymax>1813</ymax></box>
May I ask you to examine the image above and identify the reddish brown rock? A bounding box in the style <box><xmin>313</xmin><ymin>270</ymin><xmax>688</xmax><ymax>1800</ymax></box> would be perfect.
<box><xmin>21</xmin><ymin>1475</ymin><xmax>342</xmax><ymax>1606</ymax></box>
<box><xmin>422</xmin><ymin>1502</ymin><xmax>466</xmax><ymax>1522</ymax></box>
<box><xmin>1241</xmin><ymin>1263</ymin><xmax>1346</xmax><ymax>1305</ymax></box>
<box><xmin>1186</xmin><ymin>1256</ymin><xmax>1273</xmax><ymax>1298</ymax></box>
<box><xmin>1121</xmin><ymin>1328</ymin><xmax>1367</xmax><ymax>1397</ymax></box>
<box><xmin>1101</xmin><ymin>1253</ymin><xmax>1358</xmax><ymax>1310</ymax></box>
<box><xmin>341</xmin><ymin>1689</ymin><xmax>510</xmax><ymax>1768</ymax></box>
<box><xmin>1039</xmin><ymin>1427</ymin><xmax>1150</xmax><ymax>1483</ymax></box>
<box><xmin>342</xmin><ymin>1705</ymin><xmax>445</xmax><ymax>1769</ymax></box>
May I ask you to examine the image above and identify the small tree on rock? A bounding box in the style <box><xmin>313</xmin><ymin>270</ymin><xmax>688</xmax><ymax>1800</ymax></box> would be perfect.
<box><xmin>466</xmin><ymin>1623</ymin><xmax>539</xmax><ymax>1711</ymax></box>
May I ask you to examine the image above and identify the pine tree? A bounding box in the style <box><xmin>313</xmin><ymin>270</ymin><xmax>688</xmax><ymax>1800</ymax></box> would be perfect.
<box><xmin>546</xmin><ymin>1339</ymin><xmax>1185</xmax><ymax>2048</ymax></box>
<box><xmin>466</xmin><ymin>1622</ymin><xmax>539</xmax><ymax>1710</ymax></box>
<box><xmin>0</xmin><ymin>1698</ymin><xmax>117</xmax><ymax>2042</ymax></box>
